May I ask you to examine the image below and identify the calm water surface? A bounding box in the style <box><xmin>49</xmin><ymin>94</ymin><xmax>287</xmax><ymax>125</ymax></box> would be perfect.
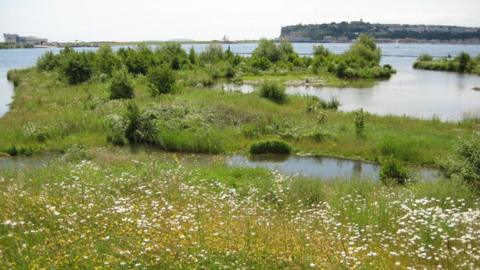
<box><xmin>1</xmin><ymin>44</ymin><xmax>480</xmax><ymax>120</ymax></box>
<box><xmin>0</xmin><ymin>153</ymin><xmax>438</xmax><ymax>181</ymax></box>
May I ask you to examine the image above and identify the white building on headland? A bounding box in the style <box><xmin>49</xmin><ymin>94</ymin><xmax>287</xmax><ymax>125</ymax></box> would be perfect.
<box><xmin>3</xmin><ymin>33</ymin><xmax>48</xmax><ymax>45</ymax></box>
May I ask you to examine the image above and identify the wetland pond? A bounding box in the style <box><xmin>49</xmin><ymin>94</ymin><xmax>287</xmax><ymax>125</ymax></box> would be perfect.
<box><xmin>0</xmin><ymin>153</ymin><xmax>441</xmax><ymax>182</ymax></box>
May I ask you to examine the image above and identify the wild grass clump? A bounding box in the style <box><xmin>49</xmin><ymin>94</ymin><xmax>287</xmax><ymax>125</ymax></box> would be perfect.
<box><xmin>259</xmin><ymin>81</ymin><xmax>286</xmax><ymax>103</ymax></box>
<box><xmin>250</xmin><ymin>139</ymin><xmax>292</xmax><ymax>154</ymax></box>
<box><xmin>307</xmin><ymin>96</ymin><xmax>340</xmax><ymax>112</ymax></box>
<box><xmin>109</xmin><ymin>68</ymin><xmax>134</xmax><ymax>100</ymax></box>
<box><xmin>378</xmin><ymin>136</ymin><xmax>423</xmax><ymax>163</ymax></box>
<box><xmin>379</xmin><ymin>157</ymin><xmax>411</xmax><ymax>185</ymax></box>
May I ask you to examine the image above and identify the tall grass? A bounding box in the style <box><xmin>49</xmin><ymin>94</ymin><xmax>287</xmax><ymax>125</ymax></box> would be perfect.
<box><xmin>0</xmin><ymin>152</ymin><xmax>478</xmax><ymax>269</ymax></box>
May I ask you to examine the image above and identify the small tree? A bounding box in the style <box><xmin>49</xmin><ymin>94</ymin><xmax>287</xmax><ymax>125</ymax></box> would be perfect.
<box><xmin>110</xmin><ymin>68</ymin><xmax>134</xmax><ymax>100</ymax></box>
<box><xmin>354</xmin><ymin>108</ymin><xmax>366</xmax><ymax>137</ymax></box>
<box><xmin>147</xmin><ymin>65</ymin><xmax>176</xmax><ymax>96</ymax></box>
<box><xmin>96</xmin><ymin>45</ymin><xmax>120</xmax><ymax>76</ymax></box>
<box><xmin>189</xmin><ymin>47</ymin><xmax>197</xmax><ymax>65</ymax></box>
<box><xmin>457</xmin><ymin>52</ymin><xmax>471</xmax><ymax>72</ymax></box>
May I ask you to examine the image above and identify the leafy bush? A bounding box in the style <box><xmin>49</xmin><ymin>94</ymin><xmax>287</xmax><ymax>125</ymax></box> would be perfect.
<box><xmin>250</xmin><ymin>140</ymin><xmax>293</xmax><ymax>155</ymax></box>
<box><xmin>379</xmin><ymin>157</ymin><xmax>411</xmax><ymax>185</ymax></box>
<box><xmin>259</xmin><ymin>81</ymin><xmax>287</xmax><ymax>104</ymax></box>
<box><xmin>418</xmin><ymin>54</ymin><xmax>433</xmax><ymax>62</ymax></box>
<box><xmin>253</xmin><ymin>39</ymin><xmax>283</xmax><ymax>63</ymax></box>
<box><xmin>96</xmin><ymin>45</ymin><xmax>121</xmax><ymax>76</ymax></box>
<box><xmin>37</xmin><ymin>51</ymin><xmax>59</xmax><ymax>71</ymax></box>
<box><xmin>200</xmin><ymin>44</ymin><xmax>224</xmax><ymax>64</ymax></box>
<box><xmin>147</xmin><ymin>65</ymin><xmax>176</xmax><ymax>96</ymax></box>
<box><xmin>61</xmin><ymin>52</ymin><xmax>93</xmax><ymax>84</ymax></box>
<box><xmin>124</xmin><ymin>103</ymin><xmax>159</xmax><ymax>144</ymax></box>
<box><xmin>109</xmin><ymin>69</ymin><xmax>134</xmax><ymax>100</ymax></box>
<box><xmin>439</xmin><ymin>137</ymin><xmax>480</xmax><ymax>189</ymax></box>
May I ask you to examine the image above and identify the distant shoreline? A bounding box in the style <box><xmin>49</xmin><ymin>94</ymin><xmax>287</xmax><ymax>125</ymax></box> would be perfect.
<box><xmin>2</xmin><ymin>39</ymin><xmax>480</xmax><ymax>50</ymax></box>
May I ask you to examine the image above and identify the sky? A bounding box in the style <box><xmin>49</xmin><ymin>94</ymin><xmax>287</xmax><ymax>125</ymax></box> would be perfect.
<box><xmin>1</xmin><ymin>0</ymin><xmax>480</xmax><ymax>42</ymax></box>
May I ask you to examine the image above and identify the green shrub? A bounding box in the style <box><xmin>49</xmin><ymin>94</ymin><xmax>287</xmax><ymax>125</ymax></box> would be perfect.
<box><xmin>37</xmin><ymin>51</ymin><xmax>59</xmax><ymax>71</ymax></box>
<box><xmin>124</xmin><ymin>103</ymin><xmax>159</xmax><ymax>144</ymax></box>
<box><xmin>109</xmin><ymin>69</ymin><xmax>134</xmax><ymax>100</ymax></box>
<box><xmin>96</xmin><ymin>45</ymin><xmax>121</xmax><ymax>76</ymax></box>
<box><xmin>147</xmin><ymin>65</ymin><xmax>176</xmax><ymax>96</ymax></box>
<box><xmin>379</xmin><ymin>157</ymin><xmax>410</xmax><ymax>185</ymax></box>
<box><xmin>250</xmin><ymin>140</ymin><xmax>292</xmax><ymax>155</ymax></box>
<box><xmin>418</xmin><ymin>54</ymin><xmax>433</xmax><ymax>62</ymax></box>
<box><xmin>439</xmin><ymin>137</ymin><xmax>480</xmax><ymax>189</ymax></box>
<box><xmin>61</xmin><ymin>52</ymin><xmax>93</xmax><ymax>84</ymax></box>
<box><xmin>259</xmin><ymin>81</ymin><xmax>286</xmax><ymax>104</ymax></box>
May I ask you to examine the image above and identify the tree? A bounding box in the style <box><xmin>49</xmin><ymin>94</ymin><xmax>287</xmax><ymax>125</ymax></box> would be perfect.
<box><xmin>457</xmin><ymin>52</ymin><xmax>471</xmax><ymax>72</ymax></box>
<box><xmin>96</xmin><ymin>45</ymin><xmax>121</xmax><ymax>76</ymax></box>
<box><xmin>189</xmin><ymin>47</ymin><xmax>197</xmax><ymax>64</ymax></box>
<box><xmin>253</xmin><ymin>39</ymin><xmax>283</xmax><ymax>63</ymax></box>
<box><xmin>147</xmin><ymin>65</ymin><xmax>176</xmax><ymax>96</ymax></box>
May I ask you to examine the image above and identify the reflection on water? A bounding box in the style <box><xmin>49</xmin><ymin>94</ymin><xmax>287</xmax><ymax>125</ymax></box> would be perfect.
<box><xmin>0</xmin><ymin>156</ymin><xmax>52</xmax><ymax>171</ymax></box>
<box><xmin>226</xmin><ymin>154</ymin><xmax>440</xmax><ymax>181</ymax></box>
<box><xmin>0</xmin><ymin>153</ymin><xmax>441</xmax><ymax>181</ymax></box>
<box><xmin>218</xmin><ymin>56</ymin><xmax>480</xmax><ymax>121</ymax></box>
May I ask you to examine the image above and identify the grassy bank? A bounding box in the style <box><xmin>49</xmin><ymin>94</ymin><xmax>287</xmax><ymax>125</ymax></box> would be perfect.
<box><xmin>1</xmin><ymin>68</ymin><xmax>478</xmax><ymax>165</ymax></box>
<box><xmin>0</xmin><ymin>149</ymin><xmax>478</xmax><ymax>269</ymax></box>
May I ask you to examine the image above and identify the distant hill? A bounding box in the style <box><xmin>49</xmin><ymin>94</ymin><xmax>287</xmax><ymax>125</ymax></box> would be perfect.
<box><xmin>280</xmin><ymin>21</ymin><xmax>480</xmax><ymax>43</ymax></box>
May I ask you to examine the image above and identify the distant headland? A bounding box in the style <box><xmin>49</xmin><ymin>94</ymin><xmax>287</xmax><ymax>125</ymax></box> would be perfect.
<box><xmin>280</xmin><ymin>20</ymin><xmax>480</xmax><ymax>44</ymax></box>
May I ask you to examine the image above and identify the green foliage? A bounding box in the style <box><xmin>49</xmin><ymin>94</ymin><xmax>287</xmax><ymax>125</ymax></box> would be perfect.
<box><xmin>124</xmin><ymin>103</ymin><xmax>158</xmax><ymax>144</ymax></box>
<box><xmin>414</xmin><ymin>52</ymin><xmax>480</xmax><ymax>75</ymax></box>
<box><xmin>418</xmin><ymin>54</ymin><xmax>433</xmax><ymax>62</ymax></box>
<box><xmin>109</xmin><ymin>68</ymin><xmax>134</xmax><ymax>100</ymax></box>
<box><xmin>200</xmin><ymin>44</ymin><xmax>224</xmax><ymax>64</ymax></box>
<box><xmin>61</xmin><ymin>51</ymin><xmax>93</xmax><ymax>84</ymax></box>
<box><xmin>147</xmin><ymin>65</ymin><xmax>176</xmax><ymax>96</ymax></box>
<box><xmin>253</xmin><ymin>39</ymin><xmax>283</xmax><ymax>63</ymax></box>
<box><xmin>250</xmin><ymin>140</ymin><xmax>293</xmax><ymax>154</ymax></box>
<box><xmin>307</xmin><ymin>96</ymin><xmax>339</xmax><ymax>112</ymax></box>
<box><xmin>379</xmin><ymin>157</ymin><xmax>411</xmax><ymax>185</ymax></box>
<box><xmin>96</xmin><ymin>45</ymin><xmax>121</xmax><ymax>76</ymax></box>
<box><xmin>456</xmin><ymin>52</ymin><xmax>471</xmax><ymax>72</ymax></box>
<box><xmin>378</xmin><ymin>136</ymin><xmax>423</xmax><ymax>163</ymax></box>
<box><xmin>311</xmin><ymin>35</ymin><xmax>394</xmax><ymax>79</ymax></box>
<box><xmin>259</xmin><ymin>81</ymin><xmax>287</xmax><ymax>104</ymax></box>
<box><xmin>440</xmin><ymin>137</ymin><xmax>480</xmax><ymax>190</ymax></box>
<box><xmin>189</xmin><ymin>47</ymin><xmax>197</xmax><ymax>64</ymax></box>
<box><xmin>37</xmin><ymin>51</ymin><xmax>59</xmax><ymax>71</ymax></box>
<box><xmin>354</xmin><ymin>109</ymin><xmax>366</xmax><ymax>137</ymax></box>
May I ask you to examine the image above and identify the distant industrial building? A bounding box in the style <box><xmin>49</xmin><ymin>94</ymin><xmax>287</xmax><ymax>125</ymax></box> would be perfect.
<box><xmin>3</xmin><ymin>33</ymin><xmax>48</xmax><ymax>45</ymax></box>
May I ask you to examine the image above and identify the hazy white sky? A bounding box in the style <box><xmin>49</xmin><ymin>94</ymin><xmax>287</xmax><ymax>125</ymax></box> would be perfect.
<box><xmin>1</xmin><ymin>0</ymin><xmax>479</xmax><ymax>42</ymax></box>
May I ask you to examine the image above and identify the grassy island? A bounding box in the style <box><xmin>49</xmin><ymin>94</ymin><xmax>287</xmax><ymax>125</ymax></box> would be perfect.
<box><xmin>413</xmin><ymin>52</ymin><xmax>480</xmax><ymax>75</ymax></box>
